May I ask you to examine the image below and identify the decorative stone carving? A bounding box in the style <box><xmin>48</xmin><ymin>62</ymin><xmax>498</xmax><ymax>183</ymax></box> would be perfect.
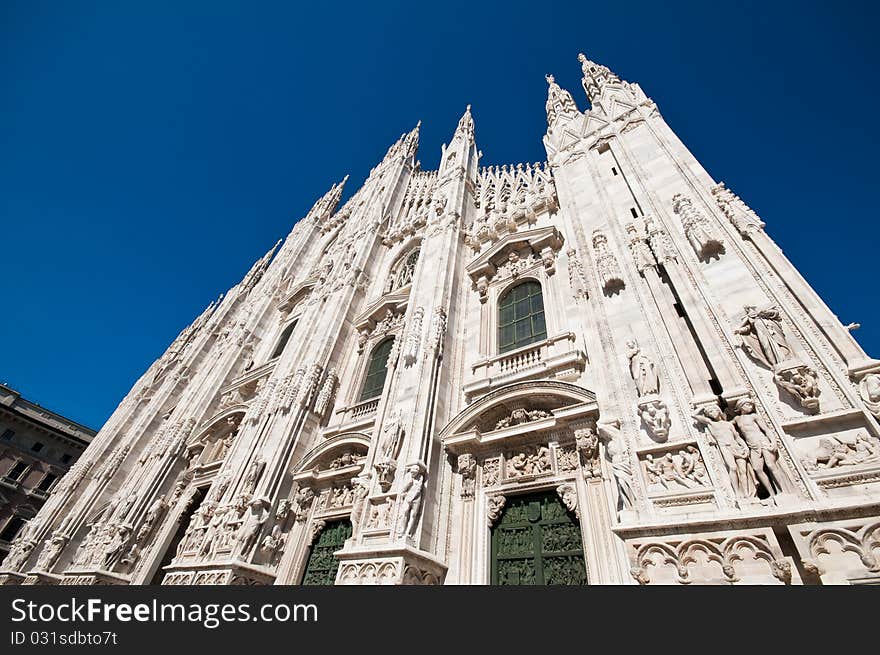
<box><xmin>575</xmin><ymin>426</ymin><xmax>601</xmax><ymax>478</ymax></box>
<box><xmin>625</xmin><ymin>223</ymin><xmax>657</xmax><ymax>273</ymax></box>
<box><xmin>596</xmin><ymin>421</ymin><xmax>636</xmax><ymax>513</ymax></box>
<box><xmin>774</xmin><ymin>364</ymin><xmax>820</xmax><ymax>410</ymax></box>
<box><xmin>328</xmin><ymin>483</ymin><xmax>355</xmax><ymax>508</ymax></box>
<box><xmin>734</xmin><ymin>305</ymin><xmax>794</xmax><ymax>369</ymax></box>
<box><xmin>403</xmin><ymin>306</ymin><xmax>424</xmax><ymax>367</ymax></box>
<box><xmin>592</xmin><ymin>229</ymin><xmax>625</xmax><ymax>294</ymax></box>
<box><xmin>237</xmin><ymin>497</ymin><xmax>269</xmax><ymax>558</ymax></box>
<box><xmin>314</xmin><ymin>368</ymin><xmax>338</xmax><ymax>417</ymax></box>
<box><xmin>566</xmin><ymin>248</ymin><xmax>589</xmax><ymax>299</ymax></box>
<box><xmin>34</xmin><ymin>532</ymin><xmax>67</xmax><ymax>572</ymax></box>
<box><xmin>556</xmin><ymin>483</ymin><xmax>579</xmax><ymax>518</ymax></box>
<box><xmin>800</xmin><ymin>431</ymin><xmax>880</xmax><ymax>471</ymax></box>
<box><xmin>292</xmin><ymin>487</ymin><xmax>314</xmax><ymax>523</ymax></box>
<box><xmin>395</xmin><ymin>462</ymin><xmax>426</xmax><ymax>540</ymax></box>
<box><xmin>308</xmin><ymin>519</ymin><xmax>327</xmax><ymax>545</ymax></box>
<box><xmin>710</xmin><ymin>182</ymin><xmax>765</xmax><ymax>236</ymax></box>
<box><xmin>494</xmin><ymin>407</ymin><xmax>551</xmax><ymax>430</ymax></box>
<box><xmin>556</xmin><ymin>445</ymin><xmax>579</xmax><ymax>472</ymax></box>
<box><xmin>859</xmin><ymin>373</ymin><xmax>880</xmax><ymax>419</ymax></box>
<box><xmin>626</xmin><ymin>340</ymin><xmax>659</xmax><ymax>396</ymax></box>
<box><xmin>644</xmin><ymin>215</ymin><xmax>676</xmax><ymax>264</ymax></box>
<box><xmin>3</xmin><ymin>537</ymin><xmax>36</xmax><ymax>572</ymax></box>
<box><xmin>642</xmin><ymin>447</ymin><xmax>708</xmax><ymax>492</ymax></box>
<box><xmin>692</xmin><ymin>403</ymin><xmax>753</xmax><ymax>498</ymax></box>
<box><xmin>483</xmin><ymin>458</ymin><xmax>501</xmax><ymax>487</ymax></box>
<box><xmin>329</xmin><ymin>452</ymin><xmax>357</xmax><ymax>469</ymax></box>
<box><xmin>374</xmin><ymin>412</ymin><xmax>404</xmax><ymax>491</ymax></box>
<box><xmin>638</xmin><ymin>398</ymin><xmax>671</xmax><ymax>441</ymax></box>
<box><xmin>242</xmin><ymin>458</ymin><xmax>265</xmax><ymax>496</ymax></box>
<box><xmin>672</xmin><ymin>194</ymin><xmax>724</xmax><ymax>260</ymax></box>
<box><xmin>457</xmin><ymin>454</ymin><xmax>477</xmax><ymax>498</ymax></box>
<box><xmin>486</xmin><ymin>495</ymin><xmax>506</xmax><ymax>527</ymax></box>
<box><xmin>506</xmin><ymin>445</ymin><xmax>552</xmax><ymax>478</ymax></box>
<box><xmin>730</xmin><ymin>398</ymin><xmax>793</xmax><ymax>497</ymax></box>
<box><xmin>260</xmin><ymin>525</ymin><xmax>285</xmax><ymax>565</ymax></box>
<box><xmin>428</xmin><ymin>307</ymin><xmax>447</xmax><ymax>359</ymax></box>
<box><xmin>349</xmin><ymin>476</ymin><xmax>371</xmax><ymax>537</ymax></box>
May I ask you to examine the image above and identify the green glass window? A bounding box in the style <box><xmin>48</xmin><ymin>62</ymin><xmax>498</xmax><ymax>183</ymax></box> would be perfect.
<box><xmin>271</xmin><ymin>320</ymin><xmax>298</xmax><ymax>359</ymax></box>
<box><xmin>498</xmin><ymin>281</ymin><xmax>546</xmax><ymax>353</ymax></box>
<box><xmin>359</xmin><ymin>338</ymin><xmax>394</xmax><ymax>402</ymax></box>
<box><xmin>491</xmin><ymin>491</ymin><xmax>587</xmax><ymax>585</ymax></box>
<box><xmin>301</xmin><ymin>520</ymin><xmax>352</xmax><ymax>585</ymax></box>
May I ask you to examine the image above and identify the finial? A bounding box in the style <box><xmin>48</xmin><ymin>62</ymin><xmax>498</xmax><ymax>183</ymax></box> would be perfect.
<box><xmin>577</xmin><ymin>52</ymin><xmax>586</xmax><ymax>62</ymax></box>
<box><xmin>466</xmin><ymin>104</ymin><xmax>471</xmax><ymax>112</ymax></box>
<box><xmin>545</xmin><ymin>74</ymin><xmax>555</xmax><ymax>84</ymax></box>
<box><xmin>416</xmin><ymin>120</ymin><xmax>422</xmax><ymax>128</ymax></box>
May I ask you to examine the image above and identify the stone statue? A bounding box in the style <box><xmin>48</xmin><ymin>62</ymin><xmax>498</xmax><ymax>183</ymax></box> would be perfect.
<box><xmin>34</xmin><ymin>533</ymin><xmax>67</xmax><ymax>572</ymax></box>
<box><xmin>242</xmin><ymin>459</ymin><xmax>265</xmax><ymax>496</ymax></box>
<box><xmin>801</xmin><ymin>431</ymin><xmax>880</xmax><ymax>470</ymax></box>
<box><xmin>627</xmin><ymin>340</ymin><xmax>659</xmax><ymax>397</ymax></box>
<box><xmin>596</xmin><ymin>421</ymin><xmax>636</xmax><ymax>512</ymax></box>
<box><xmin>858</xmin><ymin>373</ymin><xmax>880</xmax><ymax>419</ymax></box>
<box><xmin>260</xmin><ymin>525</ymin><xmax>285</xmax><ymax>564</ymax></box>
<box><xmin>692</xmin><ymin>403</ymin><xmax>753</xmax><ymax>498</ymax></box>
<box><xmin>734</xmin><ymin>305</ymin><xmax>793</xmax><ymax>369</ymax></box>
<box><xmin>3</xmin><ymin>537</ymin><xmax>35</xmax><ymax>572</ymax></box>
<box><xmin>732</xmin><ymin>398</ymin><xmax>793</xmax><ymax>496</ymax></box>
<box><xmin>237</xmin><ymin>497</ymin><xmax>269</xmax><ymax>558</ymax></box>
<box><xmin>774</xmin><ymin>365</ymin><xmax>820</xmax><ymax>410</ymax></box>
<box><xmin>396</xmin><ymin>463</ymin><xmax>426</xmax><ymax>540</ymax></box>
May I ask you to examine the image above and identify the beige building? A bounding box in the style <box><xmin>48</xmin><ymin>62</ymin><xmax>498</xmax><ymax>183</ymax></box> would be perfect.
<box><xmin>3</xmin><ymin>52</ymin><xmax>879</xmax><ymax>586</ymax></box>
<box><xmin>0</xmin><ymin>384</ymin><xmax>95</xmax><ymax>563</ymax></box>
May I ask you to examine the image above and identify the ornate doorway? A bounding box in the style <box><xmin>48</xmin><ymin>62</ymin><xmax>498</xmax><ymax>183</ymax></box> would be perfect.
<box><xmin>301</xmin><ymin>520</ymin><xmax>352</xmax><ymax>585</ymax></box>
<box><xmin>490</xmin><ymin>491</ymin><xmax>587</xmax><ymax>585</ymax></box>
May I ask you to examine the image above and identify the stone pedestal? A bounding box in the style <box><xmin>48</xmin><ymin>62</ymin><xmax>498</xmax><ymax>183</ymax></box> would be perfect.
<box><xmin>22</xmin><ymin>571</ymin><xmax>64</xmax><ymax>585</ymax></box>
<box><xmin>335</xmin><ymin>543</ymin><xmax>447</xmax><ymax>585</ymax></box>
<box><xmin>58</xmin><ymin>569</ymin><xmax>131</xmax><ymax>586</ymax></box>
<box><xmin>160</xmin><ymin>560</ymin><xmax>275</xmax><ymax>586</ymax></box>
<box><xmin>0</xmin><ymin>571</ymin><xmax>27</xmax><ymax>585</ymax></box>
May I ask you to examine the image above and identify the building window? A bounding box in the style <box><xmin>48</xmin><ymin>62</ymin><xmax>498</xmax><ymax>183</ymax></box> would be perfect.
<box><xmin>0</xmin><ymin>516</ymin><xmax>26</xmax><ymax>543</ymax></box>
<box><xmin>359</xmin><ymin>338</ymin><xmax>395</xmax><ymax>402</ymax></box>
<box><xmin>60</xmin><ymin>453</ymin><xmax>73</xmax><ymax>465</ymax></box>
<box><xmin>271</xmin><ymin>320</ymin><xmax>298</xmax><ymax>359</ymax></box>
<box><xmin>37</xmin><ymin>472</ymin><xmax>58</xmax><ymax>492</ymax></box>
<box><xmin>6</xmin><ymin>461</ymin><xmax>29</xmax><ymax>481</ymax></box>
<box><xmin>391</xmin><ymin>249</ymin><xmax>420</xmax><ymax>291</ymax></box>
<box><xmin>1</xmin><ymin>429</ymin><xmax>13</xmax><ymax>441</ymax></box>
<box><xmin>498</xmin><ymin>281</ymin><xmax>547</xmax><ymax>354</ymax></box>
<box><xmin>30</xmin><ymin>442</ymin><xmax>44</xmax><ymax>453</ymax></box>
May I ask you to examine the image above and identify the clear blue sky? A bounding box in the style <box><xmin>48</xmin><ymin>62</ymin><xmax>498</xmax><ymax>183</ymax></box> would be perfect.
<box><xmin>2</xmin><ymin>1</ymin><xmax>878</xmax><ymax>429</ymax></box>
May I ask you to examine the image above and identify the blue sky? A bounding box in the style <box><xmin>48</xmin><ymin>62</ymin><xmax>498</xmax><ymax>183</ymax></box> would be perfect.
<box><xmin>2</xmin><ymin>1</ymin><xmax>878</xmax><ymax>429</ymax></box>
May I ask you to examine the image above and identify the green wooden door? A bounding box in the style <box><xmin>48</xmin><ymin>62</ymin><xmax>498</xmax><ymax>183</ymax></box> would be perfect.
<box><xmin>491</xmin><ymin>491</ymin><xmax>587</xmax><ymax>585</ymax></box>
<box><xmin>301</xmin><ymin>520</ymin><xmax>352</xmax><ymax>585</ymax></box>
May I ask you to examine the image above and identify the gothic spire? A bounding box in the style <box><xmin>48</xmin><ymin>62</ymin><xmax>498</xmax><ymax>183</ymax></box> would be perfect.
<box><xmin>577</xmin><ymin>52</ymin><xmax>635</xmax><ymax>112</ymax></box>
<box><xmin>544</xmin><ymin>74</ymin><xmax>580</xmax><ymax>128</ymax></box>
<box><xmin>453</xmin><ymin>104</ymin><xmax>475</xmax><ymax>144</ymax></box>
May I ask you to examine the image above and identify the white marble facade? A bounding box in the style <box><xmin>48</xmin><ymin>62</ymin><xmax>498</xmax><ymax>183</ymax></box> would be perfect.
<box><xmin>3</xmin><ymin>53</ymin><xmax>880</xmax><ymax>586</ymax></box>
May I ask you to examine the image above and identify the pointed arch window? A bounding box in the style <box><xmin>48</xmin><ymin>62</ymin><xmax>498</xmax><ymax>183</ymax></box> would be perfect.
<box><xmin>271</xmin><ymin>320</ymin><xmax>298</xmax><ymax>359</ymax></box>
<box><xmin>391</xmin><ymin>249</ymin><xmax>420</xmax><ymax>292</ymax></box>
<box><xmin>498</xmin><ymin>281</ymin><xmax>546</xmax><ymax>353</ymax></box>
<box><xmin>359</xmin><ymin>338</ymin><xmax>395</xmax><ymax>402</ymax></box>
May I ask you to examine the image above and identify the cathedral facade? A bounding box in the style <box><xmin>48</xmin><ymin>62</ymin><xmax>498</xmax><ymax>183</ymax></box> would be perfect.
<box><xmin>3</xmin><ymin>53</ymin><xmax>880</xmax><ymax>586</ymax></box>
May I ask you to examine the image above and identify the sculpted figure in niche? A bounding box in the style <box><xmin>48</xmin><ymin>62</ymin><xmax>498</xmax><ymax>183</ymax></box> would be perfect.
<box><xmin>242</xmin><ymin>459</ymin><xmax>265</xmax><ymax>496</ymax></box>
<box><xmin>801</xmin><ymin>431</ymin><xmax>880</xmax><ymax>470</ymax></box>
<box><xmin>35</xmin><ymin>533</ymin><xmax>66</xmax><ymax>572</ymax></box>
<box><xmin>733</xmin><ymin>398</ymin><xmax>793</xmax><ymax>496</ymax></box>
<box><xmin>396</xmin><ymin>463</ymin><xmax>426</xmax><ymax>540</ymax></box>
<box><xmin>237</xmin><ymin>498</ymin><xmax>269</xmax><ymax>558</ymax></box>
<box><xmin>627</xmin><ymin>340</ymin><xmax>659</xmax><ymax>397</ymax></box>
<box><xmin>734</xmin><ymin>305</ymin><xmax>793</xmax><ymax>369</ymax></box>
<box><xmin>692</xmin><ymin>403</ymin><xmax>753</xmax><ymax>498</ymax></box>
<box><xmin>596</xmin><ymin>421</ymin><xmax>636</xmax><ymax>511</ymax></box>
